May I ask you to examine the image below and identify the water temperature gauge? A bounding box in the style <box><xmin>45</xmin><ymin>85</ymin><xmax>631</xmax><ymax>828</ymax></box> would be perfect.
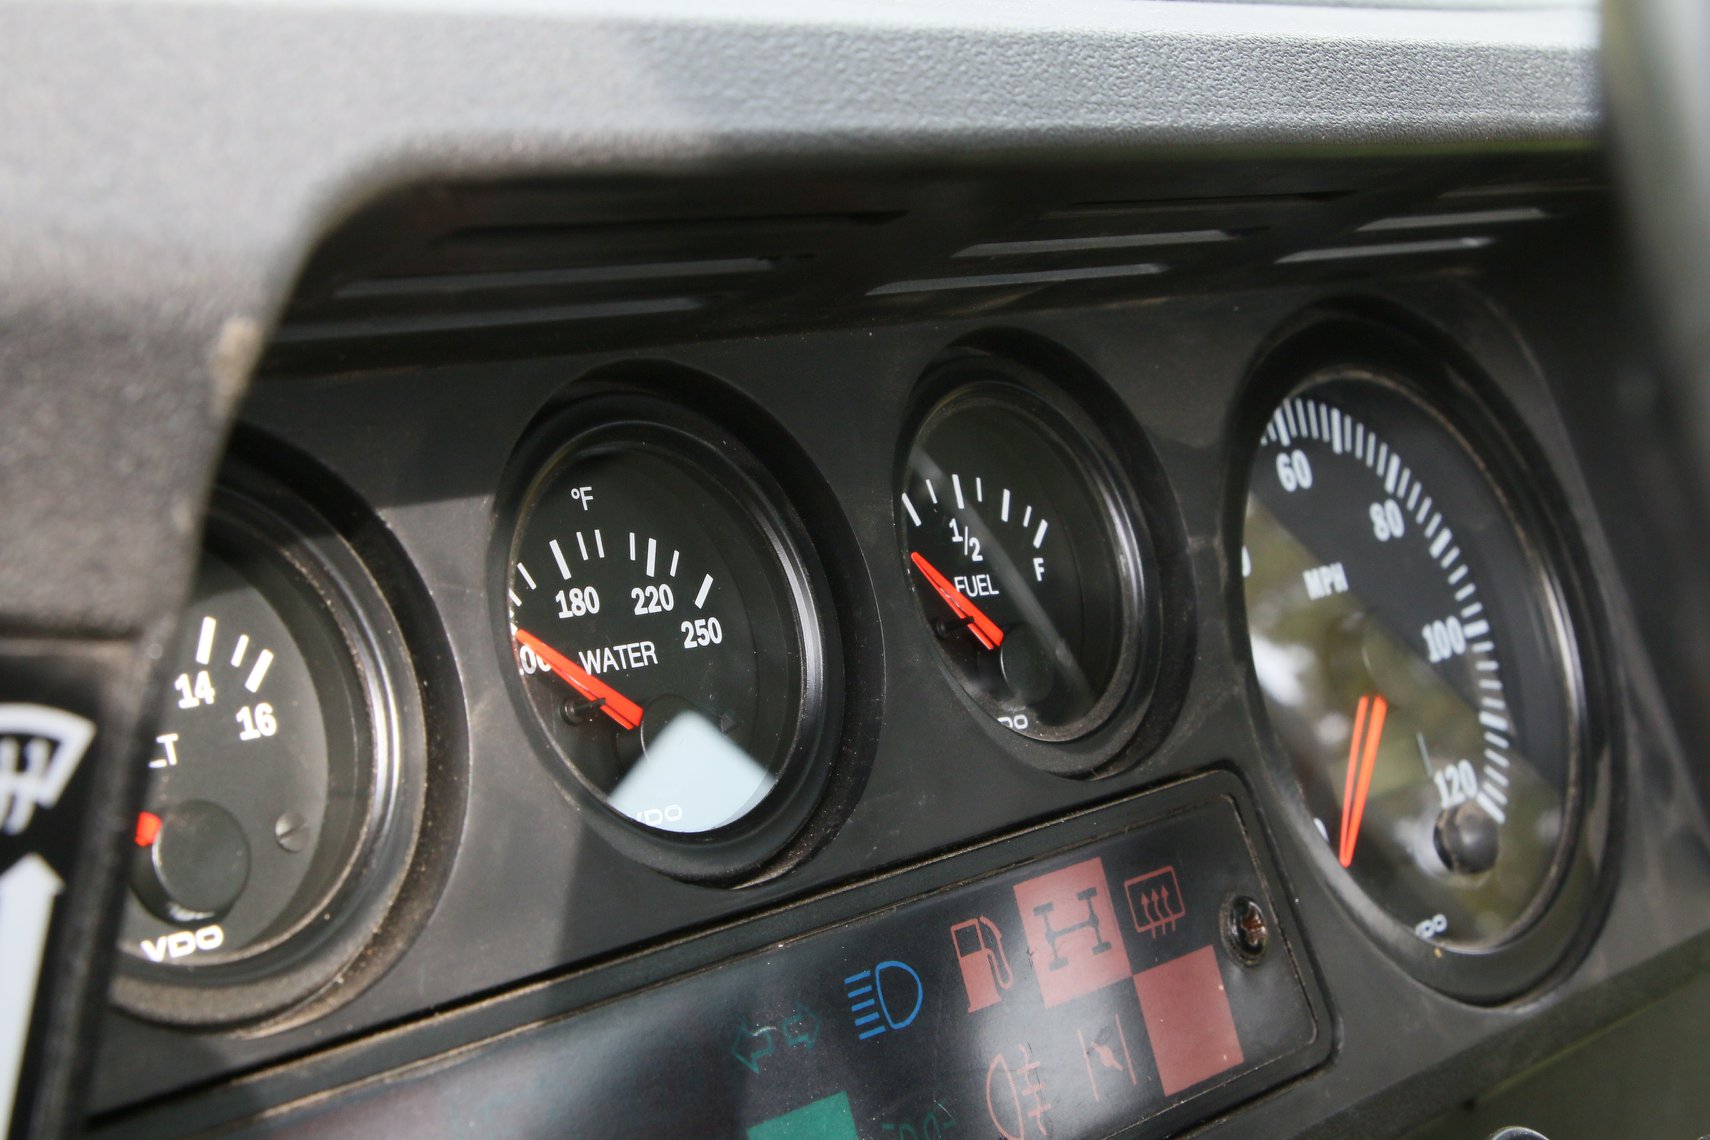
<box><xmin>499</xmin><ymin>401</ymin><xmax>836</xmax><ymax>874</ymax></box>
<box><xmin>899</xmin><ymin>361</ymin><xmax>1149</xmax><ymax>749</ymax></box>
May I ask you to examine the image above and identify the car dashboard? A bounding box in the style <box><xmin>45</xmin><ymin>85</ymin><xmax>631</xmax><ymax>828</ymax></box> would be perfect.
<box><xmin>6</xmin><ymin>2</ymin><xmax>1710</xmax><ymax>1138</ymax></box>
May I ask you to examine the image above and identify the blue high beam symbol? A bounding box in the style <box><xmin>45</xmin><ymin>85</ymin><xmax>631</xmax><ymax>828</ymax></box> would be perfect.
<box><xmin>844</xmin><ymin>960</ymin><xmax>924</xmax><ymax>1041</ymax></box>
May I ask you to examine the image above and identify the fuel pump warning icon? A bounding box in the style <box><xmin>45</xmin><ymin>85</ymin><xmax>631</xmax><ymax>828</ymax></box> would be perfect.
<box><xmin>951</xmin><ymin>917</ymin><xmax>1013</xmax><ymax>1013</ymax></box>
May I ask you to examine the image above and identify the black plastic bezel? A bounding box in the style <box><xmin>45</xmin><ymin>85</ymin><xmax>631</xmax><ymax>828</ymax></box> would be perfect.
<box><xmin>1227</xmin><ymin>304</ymin><xmax>1618</xmax><ymax>1003</ymax></box>
<box><xmin>490</xmin><ymin>379</ymin><xmax>847</xmax><ymax>884</ymax></box>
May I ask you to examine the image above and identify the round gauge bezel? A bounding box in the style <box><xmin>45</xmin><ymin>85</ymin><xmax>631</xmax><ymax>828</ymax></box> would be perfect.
<box><xmin>492</xmin><ymin>389</ymin><xmax>841</xmax><ymax>883</ymax></box>
<box><xmin>896</xmin><ymin>347</ymin><xmax>1164</xmax><ymax>775</ymax></box>
<box><xmin>1229</xmin><ymin>308</ymin><xmax>1616</xmax><ymax>1002</ymax></box>
<box><xmin>112</xmin><ymin>467</ymin><xmax>429</xmax><ymax>1027</ymax></box>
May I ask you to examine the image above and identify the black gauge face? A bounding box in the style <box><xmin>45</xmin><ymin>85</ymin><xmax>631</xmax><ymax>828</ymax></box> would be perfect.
<box><xmin>1242</xmin><ymin>373</ymin><xmax>1579</xmax><ymax>949</ymax></box>
<box><xmin>506</xmin><ymin>431</ymin><xmax>816</xmax><ymax>835</ymax></box>
<box><xmin>120</xmin><ymin>538</ymin><xmax>374</xmax><ymax>970</ymax></box>
<box><xmin>900</xmin><ymin>379</ymin><xmax>1142</xmax><ymax>743</ymax></box>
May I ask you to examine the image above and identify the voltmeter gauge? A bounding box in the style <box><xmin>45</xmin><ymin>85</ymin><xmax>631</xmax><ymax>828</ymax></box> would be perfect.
<box><xmin>1240</xmin><ymin>326</ymin><xmax>1607</xmax><ymax>998</ymax></box>
<box><xmin>899</xmin><ymin>362</ymin><xmax>1148</xmax><ymax>750</ymax></box>
<box><xmin>115</xmin><ymin>476</ymin><xmax>424</xmax><ymax>1026</ymax></box>
<box><xmin>500</xmin><ymin>402</ymin><xmax>834</xmax><ymax>874</ymax></box>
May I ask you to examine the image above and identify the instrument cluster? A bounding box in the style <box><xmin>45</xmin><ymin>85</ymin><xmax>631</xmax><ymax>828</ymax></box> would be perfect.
<box><xmin>99</xmin><ymin>298</ymin><xmax>1620</xmax><ymax>1135</ymax></box>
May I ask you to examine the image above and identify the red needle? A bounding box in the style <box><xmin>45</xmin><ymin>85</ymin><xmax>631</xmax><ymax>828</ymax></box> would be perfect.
<box><xmin>909</xmin><ymin>551</ymin><xmax>1005</xmax><ymax>651</ymax></box>
<box><xmin>515</xmin><ymin>628</ymin><xmax>645</xmax><ymax>731</ymax></box>
<box><xmin>1339</xmin><ymin>693</ymin><xmax>1389</xmax><ymax>868</ymax></box>
<box><xmin>135</xmin><ymin>811</ymin><xmax>162</xmax><ymax>847</ymax></box>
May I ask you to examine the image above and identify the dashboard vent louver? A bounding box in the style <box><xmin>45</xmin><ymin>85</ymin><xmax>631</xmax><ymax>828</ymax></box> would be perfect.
<box><xmin>1276</xmin><ymin>234</ymin><xmax>1500</xmax><ymax>266</ymax></box>
<box><xmin>275</xmin><ymin>189</ymin><xmax>906</xmax><ymax>353</ymax></box>
<box><xmin>863</xmin><ymin>190</ymin><xmax>1353</xmax><ymax>308</ymax></box>
<box><xmin>261</xmin><ymin>159</ymin><xmax>1608</xmax><ymax>375</ymax></box>
<box><xmin>1439</xmin><ymin>175</ymin><xmax>1604</xmax><ymax>201</ymax></box>
<box><xmin>1273</xmin><ymin>205</ymin><xmax>1554</xmax><ymax>268</ymax></box>
<box><xmin>1268</xmin><ymin>173</ymin><xmax>1596</xmax><ymax>271</ymax></box>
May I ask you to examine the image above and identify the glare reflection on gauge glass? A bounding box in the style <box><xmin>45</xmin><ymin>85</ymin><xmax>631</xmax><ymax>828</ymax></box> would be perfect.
<box><xmin>606</xmin><ymin>710</ymin><xmax>776</xmax><ymax>833</ymax></box>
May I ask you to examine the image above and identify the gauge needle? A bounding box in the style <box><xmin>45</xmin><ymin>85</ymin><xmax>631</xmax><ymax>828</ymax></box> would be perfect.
<box><xmin>515</xmin><ymin>628</ymin><xmax>645</xmax><ymax>731</ymax></box>
<box><xmin>1338</xmin><ymin>693</ymin><xmax>1389</xmax><ymax>868</ymax></box>
<box><xmin>909</xmin><ymin>551</ymin><xmax>1005</xmax><ymax>650</ymax></box>
<box><xmin>134</xmin><ymin>811</ymin><xmax>162</xmax><ymax>847</ymax></box>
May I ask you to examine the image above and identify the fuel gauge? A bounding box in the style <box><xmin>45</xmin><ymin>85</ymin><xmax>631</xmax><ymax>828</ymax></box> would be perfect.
<box><xmin>900</xmin><ymin>361</ymin><xmax>1148</xmax><ymax>747</ymax></box>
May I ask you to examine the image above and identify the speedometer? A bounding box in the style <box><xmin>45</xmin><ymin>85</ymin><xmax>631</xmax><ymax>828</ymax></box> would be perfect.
<box><xmin>1239</xmin><ymin>333</ymin><xmax>1601</xmax><ymax>990</ymax></box>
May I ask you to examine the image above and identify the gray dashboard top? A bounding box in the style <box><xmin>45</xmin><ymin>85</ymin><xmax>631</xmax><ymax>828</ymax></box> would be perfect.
<box><xmin>0</xmin><ymin>0</ymin><xmax>1598</xmax><ymax>641</ymax></box>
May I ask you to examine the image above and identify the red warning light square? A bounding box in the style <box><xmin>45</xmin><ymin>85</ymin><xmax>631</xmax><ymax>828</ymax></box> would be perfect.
<box><xmin>1133</xmin><ymin>945</ymin><xmax>1245</xmax><ymax>1097</ymax></box>
<box><xmin>1013</xmin><ymin>857</ymin><xmax>1132</xmax><ymax>1008</ymax></box>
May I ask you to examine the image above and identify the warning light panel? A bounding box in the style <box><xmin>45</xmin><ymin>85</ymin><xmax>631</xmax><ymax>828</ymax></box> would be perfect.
<box><xmin>241</xmin><ymin>777</ymin><xmax>1327</xmax><ymax>1139</ymax></box>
